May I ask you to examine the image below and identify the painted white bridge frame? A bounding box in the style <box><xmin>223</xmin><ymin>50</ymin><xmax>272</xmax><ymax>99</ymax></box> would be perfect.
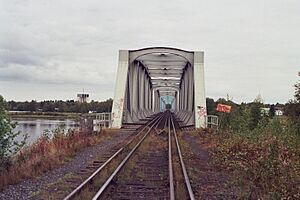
<box><xmin>111</xmin><ymin>47</ymin><xmax>206</xmax><ymax>129</ymax></box>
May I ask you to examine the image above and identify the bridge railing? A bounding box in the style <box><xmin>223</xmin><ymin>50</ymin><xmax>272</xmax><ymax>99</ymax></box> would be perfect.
<box><xmin>95</xmin><ymin>113</ymin><xmax>112</xmax><ymax>130</ymax></box>
<box><xmin>205</xmin><ymin>115</ymin><xmax>219</xmax><ymax>130</ymax></box>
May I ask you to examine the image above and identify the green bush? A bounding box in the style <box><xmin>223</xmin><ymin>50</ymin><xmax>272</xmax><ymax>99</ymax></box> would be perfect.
<box><xmin>0</xmin><ymin>95</ymin><xmax>27</xmax><ymax>170</ymax></box>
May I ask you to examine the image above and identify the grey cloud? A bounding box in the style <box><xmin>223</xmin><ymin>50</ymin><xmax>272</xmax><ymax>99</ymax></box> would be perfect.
<box><xmin>0</xmin><ymin>48</ymin><xmax>43</xmax><ymax>67</ymax></box>
<box><xmin>0</xmin><ymin>0</ymin><xmax>299</xmax><ymax>102</ymax></box>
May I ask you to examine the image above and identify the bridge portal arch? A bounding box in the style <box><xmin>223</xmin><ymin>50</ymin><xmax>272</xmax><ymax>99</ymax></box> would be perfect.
<box><xmin>111</xmin><ymin>47</ymin><xmax>206</xmax><ymax>128</ymax></box>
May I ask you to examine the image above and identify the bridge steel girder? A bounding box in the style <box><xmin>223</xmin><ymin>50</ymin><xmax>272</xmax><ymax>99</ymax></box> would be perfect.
<box><xmin>111</xmin><ymin>50</ymin><xmax>129</xmax><ymax>128</ymax></box>
<box><xmin>193</xmin><ymin>52</ymin><xmax>206</xmax><ymax>128</ymax></box>
<box><xmin>111</xmin><ymin>47</ymin><xmax>207</xmax><ymax>129</ymax></box>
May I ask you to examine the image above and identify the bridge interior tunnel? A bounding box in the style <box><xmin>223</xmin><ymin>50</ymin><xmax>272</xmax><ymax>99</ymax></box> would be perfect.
<box><xmin>111</xmin><ymin>47</ymin><xmax>206</xmax><ymax>128</ymax></box>
<box><xmin>160</xmin><ymin>95</ymin><xmax>176</xmax><ymax>112</ymax></box>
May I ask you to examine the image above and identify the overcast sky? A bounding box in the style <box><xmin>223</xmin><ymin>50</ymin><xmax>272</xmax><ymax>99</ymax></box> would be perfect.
<box><xmin>0</xmin><ymin>0</ymin><xmax>299</xmax><ymax>103</ymax></box>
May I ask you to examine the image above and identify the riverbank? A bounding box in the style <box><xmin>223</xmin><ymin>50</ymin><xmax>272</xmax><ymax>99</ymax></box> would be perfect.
<box><xmin>0</xmin><ymin>128</ymin><xmax>119</xmax><ymax>191</ymax></box>
<box><xmin>9</xmin><ymin>111</ymin><xmax>96</xmax><ymax>120</ymax></box>
<box><xmin>0</xmin><ymin>128</ymin><xmax>134</xmax><ymax>200</ymax></box>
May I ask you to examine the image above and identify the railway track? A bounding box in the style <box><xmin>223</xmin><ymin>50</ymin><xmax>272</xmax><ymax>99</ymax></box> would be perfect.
<box><xmin>63</xmin><ymin>111</ymin><xmax>194</xmax><ymax>200</ymax></box>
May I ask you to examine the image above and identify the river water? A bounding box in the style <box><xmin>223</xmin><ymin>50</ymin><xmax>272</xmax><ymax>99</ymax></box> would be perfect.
<box><xmin>12</xmin><ymin>118</ymin><xmax>79</xmax><ymax>145</ymax></box>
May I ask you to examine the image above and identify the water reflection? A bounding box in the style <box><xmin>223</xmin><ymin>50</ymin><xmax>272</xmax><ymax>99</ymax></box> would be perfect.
<box><xmin>13</xmin><ymin>118</ymin><xmax>79</xmax><ymax>145</ymax></box>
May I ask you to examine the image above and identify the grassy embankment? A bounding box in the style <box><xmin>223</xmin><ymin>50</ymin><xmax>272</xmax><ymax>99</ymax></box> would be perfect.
<box><xmin>0</xmin><ymin>128</ymin><xmax>118</xmax><ymax>190</ymax></box>
<box><xmin>191</xmin><ymin>117</ymin><xmax>300</xmax><ymax>199</ymax></box>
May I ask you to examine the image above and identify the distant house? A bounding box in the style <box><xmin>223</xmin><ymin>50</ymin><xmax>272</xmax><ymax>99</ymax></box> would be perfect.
<box><xmin>275</xmin><ymin>110</ymin><xmax>283</xmax><ymax>116</ymax></box>
<box><xmin>275</xmin><ymin>107</ymin><xmax>284</xmax><ymax>116</ymax></box>
<box><xmin>261</xmin><ymin>106</ymin><xmax>283</xmax><ymax>116</ymax></box>
<box><xmin>261</xmin><ymin>108</ymin><xmax>270</xmax><ymax>116</ymax></box>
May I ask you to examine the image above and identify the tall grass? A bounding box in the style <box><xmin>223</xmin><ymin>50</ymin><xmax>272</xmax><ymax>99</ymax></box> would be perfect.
<box><xmin>0</xmin><ymin>127</ymin><xmax>115</xmax><ymax>190</ymax></box>
<box><xmin>200</xmin><ymin>117</ymin><xmax>300</xmax><ymax>199</ymax></box>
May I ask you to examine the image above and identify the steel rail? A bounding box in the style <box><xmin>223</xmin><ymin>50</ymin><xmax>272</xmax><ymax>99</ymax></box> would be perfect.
<box><xmin>170</xmin><ymin>114</ymin><xmax>195</xmax><ymax>200</ymax></box>
<box><xmin>168</xmin><ymin>114</ymin><xmax>175</xmax><ymax>200</ymax></box>
<box><xmin>164</xmin><ymin>113</ymin><xmax>168</xmax><ymax>129</ymax></box>
<box><xmin>63</xmin><ymin>113</ymin><xmax>163</xmax><ymax>200</ymax></box>
<box><xmin>92</xmin><ymin>112</ymin><xmax>166</xmax><ymax>200</ymax></box>
<box><xmin>63</xmin><ymin>149</ymin><xmax>122</xmax><ymax>200</ymax></box>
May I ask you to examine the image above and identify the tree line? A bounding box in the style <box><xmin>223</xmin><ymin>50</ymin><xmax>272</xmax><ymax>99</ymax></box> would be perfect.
<box><xmin>6</xmin><ymin>99</ymin><xmax>113</xmax><ymax>113</ymax></box>
<box><xmin>5</xmin><ymin>96</ymin><xmax>298</xmax><ymax>118</ymax></box>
